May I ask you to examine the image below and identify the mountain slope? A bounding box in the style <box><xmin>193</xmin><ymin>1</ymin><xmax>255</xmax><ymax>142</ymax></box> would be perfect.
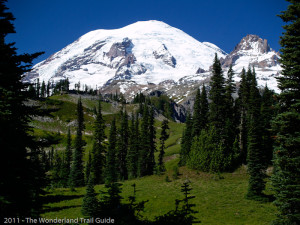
<box><xmin>25</xmin><ymin>21</ymin><xmax>281</xmax><ymax>99</ymax></box>
<box><xmin>25</xmin><ymin>20</ymin><xmax>226</xmax><ymax>89</ymax></box>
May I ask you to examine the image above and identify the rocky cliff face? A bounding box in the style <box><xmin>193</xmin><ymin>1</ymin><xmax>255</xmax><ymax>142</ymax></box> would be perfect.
<box><xmin>234</xmin><ymin>34</ymin><xmax>270</xmax><ymax>53</ymax></box>
<box><xmin>221</xmin><ymin>34</ymin><xmax>279</xmax><ymax>69</ymax></box>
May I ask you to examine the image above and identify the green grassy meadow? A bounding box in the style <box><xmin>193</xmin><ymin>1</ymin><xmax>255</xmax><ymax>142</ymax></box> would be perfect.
<box><xmin>41</xmin><ymin>166</ymin><xmax>276</xmax><ymax>224</ymax></box>
<box><xmin>34</xmin><ymin>94</ymin><xmax>277</xmax><ymax>224</ymax></box>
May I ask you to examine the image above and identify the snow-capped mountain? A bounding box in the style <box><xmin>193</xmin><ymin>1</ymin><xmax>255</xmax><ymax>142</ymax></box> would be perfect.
<box><xmin>25</xmin><ymin>20</ymin><xmax>281</xmax><ymax>100</ymax></box>
<box><xmin>221</xmin><ymin>34</ymin><xmax>281</xmax><ymax>91</ymax></box>
<box><xmin>25</xmin><ymin>20</ymin><xmax>226</xmax><ymax>88</ymax></box>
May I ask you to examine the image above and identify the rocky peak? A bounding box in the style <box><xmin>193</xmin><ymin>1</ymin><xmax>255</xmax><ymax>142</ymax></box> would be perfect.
<box><xmin>234</xmin><ymin>34</ymin><xmax>270</xmax><ymax>54</ymax></box>
<box><xmin>221</xmin><ymin>34</ymin><xmax>279</xmax><ymax>69</ymax></box>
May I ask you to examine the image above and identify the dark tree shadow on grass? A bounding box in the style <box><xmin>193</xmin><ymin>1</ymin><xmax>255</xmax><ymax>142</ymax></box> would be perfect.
<box><xmin>42</xmin><ymin>205</ymin><xmax>81</xmax><ymax>213</ymax></box>
<box><xmin>41</xmin><ymin>194</ymin><xmax>84</xmax><ymax>204</ymax></box>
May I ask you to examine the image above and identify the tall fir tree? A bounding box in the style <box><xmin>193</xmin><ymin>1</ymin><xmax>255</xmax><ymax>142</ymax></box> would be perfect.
<box><xmin>36</xmin><ymin>78</ymin><xmax>40</xmax><ymax>98</ymax></box>
<box><xmin>271</xmin><ymin>1</ymin><xmax>300</xmax><ymax>224</ymax></box>
<box><xmin>179</xmin><ymin>113</ymin><xmax>193</xmax><ymax>166</ymax></box>
<box><xmin>224</xmin><ymin>64</ymin><xmax>236</xmax><ymax>121</ymax></box>
<box><xmin>91</xmin><ymin>100</ymin><xmax>106</xmax><ymax>184</ymax></box>
<box><xmin>223</xmin><ymin>64</ymin><xmax>238</xmax><ymax>169</ymax></box>
<box><xmin>146</xmin><ymin>106</ymin><xmax>156</xmax><ymax>175</ymax></box>
<box><xmin>246</xmin><ymin>68</ymin><xmax>267</xmax><ymax>199</ymax></box>
<box><xmin>209</xmin><ymin>53</ymin><xmax>226</xmax><ymax>135</ymax></box>
<box><xmin>199</xmin><ymin>84</ymin><xmax>209</xmax><ymax>130</ymax></box>
<box><xmin>0</xmin><ymin>0</ymin><xmax>45</xmax><ymax>218</ymax></box>
<box><xmin>117</xmin><ymin>109</ymin><xmax>129</xmax><ymax>180</ymax></box>
<box><xmin>260</xmin><ymin>85</ymin><xmax>275</xmax><ymax>164</ymax></box>
<box><xmin>51</xmin><ymin>150</ymin><xmax>63</xmax><ymax>186</ymax></box>
<box><xmin>192</xmin><ymin>88</ymin><xmax>201</xmax><ymax>137</ymax></box>
<box><xmin>46</xmin><ymin>80</ymin><xmax>50</xmax><ymax>97</ymax></box>
<box><xmin>237</xmin><ymin>68</ymin><xmax>250</xmax><ymax>164</ymax></box>
<box><xmin>60</xmin><ymin>127</ymin><xmax>72</xmax><ymax>187</ymax></box>
<box><xmin>158</xmin><ymin>119</ymin><xmax>170</xmax><ymax>173</ymax></box>
<box><xmin>40</xmin><ymin>80</ymin><xmax>46</xmax><ymax>98</ymax></box>
<box><xmin>85</xmin><ymin>151</ymin><xmax>92</xmax><ymax>184</ymax></box>
<box><xmin>105</xmin><ymin>118</ymin><xmax>118</xmax><ymax>184</ymax></box>
<box><xmin>126</xmin><ymin>114</ymin><xmax>139</xmax><ymax>179</ymax></box>
<box><xmin>69</xmin><ymin>97</ymin><xmax>85</xmax><ymax>187</ymax></box>
<box><xmin>138</xmin><ymin>104</ymin><xmax>150</xmax><ymax>177</ymax></box>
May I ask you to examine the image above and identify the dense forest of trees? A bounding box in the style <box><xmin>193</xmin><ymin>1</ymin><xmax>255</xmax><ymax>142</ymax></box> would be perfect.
<box><xmin>180</xmin><ymin>54</ymin><xmax>276</xmax><ymax>199</ymax></box>
<box><xmin>0</xmin><ymin>0</ymin><xmax>299</xmax><ymax>224</ymax></box>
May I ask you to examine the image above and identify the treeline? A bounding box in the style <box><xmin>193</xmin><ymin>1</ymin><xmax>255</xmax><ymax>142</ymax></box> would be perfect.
<box><xmin>133</xmin><ymin>92</ymin><xmax>175</xmax><ymax>121</ymax></box>
<box><xmin>180</xmin><ymin>54</ymin><xmax>276</xmax><ymax>200</ymax></box>
<box><xmin>28</xmin><ymin>78</ymin><xmax>70</xmax><ymax>98</ymax></box>
<box><xmin>42</xmin><ymin>97</ymin><xmax>172</xmax><ymax>189</ymax></box>
<box><xmin>28</xmin><ymin>78</ymin><xmax>99</xmax><ymax>98</ymax></box>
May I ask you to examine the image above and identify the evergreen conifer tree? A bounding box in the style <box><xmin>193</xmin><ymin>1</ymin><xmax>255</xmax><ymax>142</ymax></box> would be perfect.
<box><xmin>199</xmin><ymin>84</ymin><xmax>209</xmax><ymax>130</ymax></box>
<box><xmin>138</xmin><ymin>104</ymin><xmax>150</xmax><ymax>177</ymax></box>
<box><xmin>246</xmin><ymin>68</ymin><xmax>267</xmax><ymax>200</ymax></box>
<box><xmin>209</xmin><ymin>53</ymin><xmax>226</xmax><ymax>135</ymax></box>
<box><xmin>46</xmin><ymin>81</ymin><xmax>50</xmax><ymax>97</ymax></box>
<box><xmin>105</xmin><ymin>118</ymin><xmax>118</xmax><ymax>184</ymax></box>
<box><xmin>82</xmin><ymin>175</ymin><xmax>99</xmax><ymax>218</ymax></box>
<box><xmin>126</xmin><ymin>114</ymin><xmax>138</xmax><ymax>179</ymax></box>
<box><xmin>91</xmin><ymin>100</ymin><xmax>106</xmax><ymax>184</ymax></box>
<box><xmin>260</xmin><ymin>86</ymin><xmax>275</xmax><ymax>164</ymax></box>
<box><xmin>223</xmin><ymin>64</ymin><xmax>238</xmax><ymax>169</ymax></box>
<box><xmin>85</xmin><ymin>152</ymin><xmax>92</xmax><ymax>184</ymax></box>
<box><xmin>179</xmin><ymin>113</ymin><xmax>193</xmax><ymax>166</ymax></box>
<box><xmin>237</xmin><ymin>68</ymin><xmax>250</xmax><ymax>163</ymax></box>
<box><xmin>61</xmin><ymin>127</ymin><xmax>72</xmax><ymax>187</ymax></box>
<box><xmin>154</xmin><ymin>181</ymin><xmax>199</xmax><ymax>225</ymax></box>
<box><xmin>36</xmin><ymin>78</ymin><xmax>40</xmax><ymax>98</ymax></box>
<box><xmin>69</xmin><ymin>97</ymin><xmax>85</xmax><ymax>187</ymax></box>
<box><xmin>224</xmin><ymin>64</ymin><xmax>236</xmax><ymax>122</ymax></box>
<box><xmin>158</xmin><ymin>119</ymin><xmax>170</xmax><ymax>173</ymax></box>
<box><xmin>41</xmin><ymin>80</ymin><xmax>46</xmax><ymax>98</ymax></box>
<box><xmin>271</xmin><ymin>1</ymin><xmax>300</xmax><ymax>223</ymax></box>
<box><xmin>0</xmin><ymin>0</ymin><xmax>45</xmax><ymax>217</ymax></box>
<box><xmin>187</xmin><ymin>126</ymin><xmax>223</xmax><ymax>172</ymax></box>
<box><xmin>192</xmin><ymin>88</ymin><xmax>201</xmax><ymax>137</ymax></box>
<box><xmin>117</xmin><ymin>109</ymin><xmax>129</xmax><ymax>180</ymax></box>
<box><xmin>180</xmin><ymin>181</ymin><xmax>197</xmax><ymax>220</ymax></box>
<box><xmin>51</xmin><ymin>150</ymin><xmax>63</xmax><ymax>186</ymax></box>
<box><xmin>146</xmin><ymin>106</ymin><xmax>156</xmax><ymax>175</ymax></box>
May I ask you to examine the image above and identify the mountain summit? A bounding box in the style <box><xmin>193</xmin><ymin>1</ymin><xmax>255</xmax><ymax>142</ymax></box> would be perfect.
<box><xmin>220</xmin><ymin>34</ymin><xmax>281</xmax><ymax>92</ymax></box>
<box><xmin>25</xmin><ymin>20</ymin><xmax>226</xmax><ymax>88</ymax></box>
<box><xmin>25</xmin><ymin>21</ymin><xmax>281</xmax><ymax>99</ymax></box>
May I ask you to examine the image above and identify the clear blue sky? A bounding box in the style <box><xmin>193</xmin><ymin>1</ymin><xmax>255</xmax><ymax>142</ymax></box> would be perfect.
<box><xmin>6</xmin><ymin>0</ymin><xmax>289</xmax><ymax>64</ymax></box>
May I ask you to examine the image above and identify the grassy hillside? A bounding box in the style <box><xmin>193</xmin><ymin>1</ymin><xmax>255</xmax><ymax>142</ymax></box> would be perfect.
<box><xmin>41</xmin><ymin>166</ymin><xmax>276</xmax><ymax>224</ymax></box>
<box><xmin>31</xmin><ymin>94</ymin><xmax>276</xmax><ymax>224</ymax></box>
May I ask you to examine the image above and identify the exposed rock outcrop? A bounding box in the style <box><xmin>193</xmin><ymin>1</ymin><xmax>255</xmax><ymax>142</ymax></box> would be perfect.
<box><xmin>153</xmin><ymin>44</ymin><xmax>177</xmax><ymax>68</ymax></box>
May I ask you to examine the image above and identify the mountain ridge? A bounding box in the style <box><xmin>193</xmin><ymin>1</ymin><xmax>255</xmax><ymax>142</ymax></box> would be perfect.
<box><xmin>25</xmin><ymin>20</ymin><xmax>281</xmax><ymax>100</ymax></box>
